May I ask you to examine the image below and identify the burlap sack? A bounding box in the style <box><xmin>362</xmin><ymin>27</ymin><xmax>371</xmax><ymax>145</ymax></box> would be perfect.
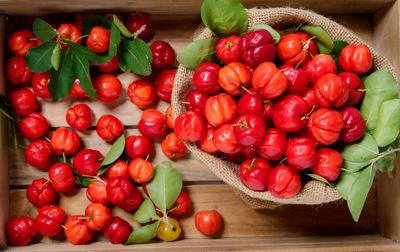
<box><xmin>171</xmin><ymin>7</ymin><xmax>398</xmax><ymax>208</ymax></box>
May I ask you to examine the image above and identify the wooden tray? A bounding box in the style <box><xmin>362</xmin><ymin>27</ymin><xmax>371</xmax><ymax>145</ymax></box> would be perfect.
<box><xmin>1</xmin><ymin>0</ymin><xmax>400</xmax><ymax>251</ymax></box>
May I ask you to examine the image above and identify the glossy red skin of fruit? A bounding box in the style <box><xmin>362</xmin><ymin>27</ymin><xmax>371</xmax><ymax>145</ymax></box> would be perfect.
<box><xmin>338</xmin><ymin>72</ymin><xmax>365</xmax><ymax>107</ymax></box>
<box><xmin>192</xmin><ymin>63</ymin><xmax>221</xmax><ymax>94</ymax></box>
<box><xmin>10</xmin><ymin>88</ymin><xmax>38</xmax><ymax>116</ymax></box>
<box><xmin>32</xmin><ymin>72</ymin><xmax>51</xmax><ymax>99</ymax></box>
<box><xmin>58</xmin><ymin>23</ymin><xmax>82</xmax><ymax>48</ymax></box>
<box><xmin>8</xmin><ymin>30</ymin><xmax>36</xmax><ymax>57</ymax></box>
<box><xmin>302</xmin><ymin>54</ymin><xmax>337</xmax><ymax>85</ymax></box>
<box><xmin>257</xmin><ymin>128</ymin><xmax>287</xmax><ymax>161</ymax></box>
<box><xmin>6</xmin><ymin>216</ymin><xmax>36</xmax><ymax>246</ymax></box>
<box><xmin>240</xmin><ymin>157</ymin><xmax>272</xmax><ymax>191</ymax></box>
<box><xmin>105</xmin><ymin>160</ymin><xmax>129</xmax><ymax>178</ymax></box>
<box><xmin>219</xmin><ymin>62</ymin><xmax>251</xmax><ymax>95</ymax></box>
<box><xmin>237</xmin><ymin>88</ymin><xmax>263</xmax><ymax>117</ymax></box>
<box><xmin>311</xmin><ymin>148</ymin><xmax>342</xmax><ymax>181</ymax></box>
<box><xmin>125</xmin><ymin>135</ymin><xmax>153</xmax><ymax>159</ymax></box>
<box><xmin>125</xmin><ymin>12</ymin><xmax>151</xmax><ymax>38</ymax></box>
<box><xmin>213</xmin><ymin>124</ymin><xmax>243</xmax><ymax>154</ymax></box>
<box><xmin>166</xmin><ymin>105</ymin><xmax>175</xmax><ymax>129</ymax></box>
<box><xmin>66</xmin><ymin>104</ymin><xmax>92</xmax><ymax>131</ymax></box>
<box><xmin>198</xmin><ymin>123</ymin><xmax>219</xmax><ymax>154</ymax></box>
<box><xmin>185</xmin><ymin>89</ymin><xmax>210</xmax><ymax>118</ymax></box>
<box><xmin>277</xmin><ymin>32</ymin><xmax>318</xmax><ymax>67</ymax></box>
<box><xmin>340</xmin><ymin>106</ymin><xmax>366</xmax><ymax>143</ymax></box>
<box><xmin>175</xmin><ymin>110</ymin><xmax>205</xmax><ymax>142</ymax></box>
<box><xmin>240</xmin><ymin>146</ymin><xmax>257</xmax><ymax>158</ymax></box>
<box><xmin>97</xmin><ymin>55</ymin><xmax>119</xmax><ymax>73</ymax></box>
<box><xmin>240</xmin><ymin>29</ymin><xmax>276</xmax><ymax>68</ymax></box>
<box><xmin>64</xmin><ymin>215</ymin><xmax>93</xmax><ymax>245</ymax></box>
<box><xmin>96</xmin><ymin>115</ymin><xmax>124</xmax><ymax>142</ymax></box>
<box><xmin>69</xmin><ymin>78</ymin><xmax>89</xmax><ymax>98</ymax></box>
<box><xmin>104</xmin><ymin>217</ymin><xmax>132</xmax><ymax>244</ymax></box>
<box><xmin>87</xmin><ymin>26</ymin><xmax>110</xmax><ymax>53</ymax></box>
<box><xmin>154</xmin><ymin>69</ymin><xmax>176</xmax><ymax>101</ymax></box>
<box><xmin>73</xmin><ymin>149</ymin><xmax>103</xmax><ymax>176</ymax></box>
<box><xmin>48</xmin><ymin>162</ymin><xmax>76</xmax><ymax>192</ymax></box>
<box><xmin>85</xmin><ymin>203</ymin><xmax>112</xmax><ymax>231</ymax></box>
<box><xmin>87</xmin><ymin>178</ymin><xmax>109</xmax><ymax>204</ymax></box>
<box><xmin>267</xmin><ymin>165</ymin><xmax>301</xmax><ymax>198</ymax></box>
<box><xmin>150</xmin><ymin>40</ymin><xmax>176</xmax><ymax>69</ymax></box>
<box><xmin>50</xmin><ymin>127</ymin><xmax>80</xmax><ymax>155</ymax></box>
<box><xmin>170</xmin><ymin>191</ymin><xmax>191</xmax><ymax>216</ymax></box>
<box><xmin>279</xmin><ymin>64</ymin><xmax>309</xmax><ymax>95</ymax></box>
<box><xmin>232</xmin><ymin>115</ymin><xmax>266</xmax><ymax>147</ymax></box>
<box><xmin>216</xmin><ymin>35</ymin><xmax>242</xmax><ymax>65</ymax></box>
<box><xmin>106</xmin><ymin>177</ymin><xmax>135</xmax><ymax>204</ymax></box>
<box><xmin>308</xmin><ymin>108</ymin><xmax>344</xmax><ymax>145</ymax></box>
<box><xmin>6</xmin><ymin>56</ymin><xmax>32</xmax><ymax>84</ymax></box>
<box><xmin>127</xmin><ymin>80</ymin><xmax>155</xmax><ymax>108</ymax></box>
<box><xmin>35</xmin><ymin>205</ymin><xmax>66</xmax><ymax>236</ymax></box>
<box><xmin>19</xmin><ymin>112</ymin><xmax>49</xmax><ymax>140</ymax></box>
<box><xmin>26</xmin><ymin>178</ymin><xmax>55</xmax><ymax>207</ymax></box>
<box><xmin>262</xmin><ymin>101</ymin><xmax>274</xmax><ymax>122</ymax></box>
<box><xmin>339</xmin><ymin>44</ymin><xmax>372</xmax><ymax>74</ymax></box>
<box><xmin>314</xmin><ymin>73</ymin><xmax>349</xmax><ymax>108</ymax></box>
<box><xmin>195</xmin><ymin>210</ymin><xmax>222</xmax><ymax>235</ymax></box>
<box><xmin>95</xmin><ymin>74</ymin><xmax>122</xmax><ymax>103</ymax></box>
<box><xmin>138</xmin><ymin>109</ymin><xmax>167</xmax><ymax>138</ymax></box>
<box><xmin>117</xmin><ymin>186</ymin><xmax>143</xmax><ymax>212</ymax></box>
<box><xmin>286</xmin><ymin>137</ymin><xmax>318</xmax><ymax>170</ymax></box>
<box><xmin>253</xmin><ymin>62</ymin><xmax>288</xmax><ymax>99</ymax></box>
<box><xmin>25</xmin><ymin>139</ymin><xmax>54</xmax><ymax>168</ymax></box>
<box><xmin>161</xmin><ymin>132</ymin><xmax>187</xmax><ymax>159</ymax></box>
<box><xmin>272</xmin><ymin>95</ymin><xmax>310</xmax><ymax>132</ymax></box>
<box><xmin>128</xmin><ymin>158</ymin><xmax>154</xmax><ymax>183</ymax></box>
<box><xmin>205</xmin><ymin>93</ymin><xmax>237</xmax><ymax>127</ymax></box>
<box><xmin>301</xmin><ymin>87</ymin><xmax>319</xmax><ymax>110</ymax></box>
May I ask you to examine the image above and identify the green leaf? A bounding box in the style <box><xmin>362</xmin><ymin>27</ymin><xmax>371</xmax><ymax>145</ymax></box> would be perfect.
<box><xmin>26</xmin><ymin>41</ymin><xmax>56</xmax><ymax>73</ymax></box>
<box><xmin>51</xmin><ymin>42</ymin><xmax>61</xmax><ymax>71</ymax></box>
<box><xmin>134</xmin><ymin>38</ymin><xmax>152</xmax><ymax>63</ymax></box>
<box><xmin>249</xmin><ymin>24</ymin><xmax>280</xmax><ymax>44</ymax></box>
<box><xmin>330</xmin><ymin>40</ymin><xmax>348</xmax><ymax>73</ymax></box>
<box><xmin>121</xmin><ymin>39</ymin><xmax>152</xmax><ymax>76</ymax></box>
<box><xmin>360</xmin><ymin>70</ymin><xmax>398</xmax><ymax>131</ymax></box>
<box><xmin>341</xmin><ymin>133</ymin><xmax>379</xmax><ymax>163</ymax></box>
<box><xmin>72</xmin><ymin>49</ymin><xmax>97</xmax><ymax>98</ymax></box>
<box><xmin>347</xmin><ymin>165</ymin><xmax>375</xmax><ymax>222</ymax></box>
<box><xmin>76</xmin><ymin>174</ymin><xmax>95</xmax><ymax>187</ymax></box>
<box><xmin>146</xmin><ymin>161</ymin><xmax>183</xmax><ymax>216</ymax></box>
<box><xmin>133</xmin><ymin>198</ymin><xmax>160</xmax><ymax>224</ymax></box>
<box><xmin>375</xmin><ymin>150</ymin><xmax>396</xmax><ymax>172</ymax></box>
<box><xmin>373</xmin><ymin>99</ymin><xmax>400</xmax><ymax>147</ymax></box>
<box><xmin>336</xmin><ymin>170</ymin><xmax>360</xmax><ymax>200</ymax></box>
<box><xmin>343</xmin><ymin>159</ymin><xmax>368</xmax><ymax>173</ymax></box>
<box><xmin>99</xmin><ymin>134</ymin><xmax>126</xmax><ymax>172</ymax></box>
<box><xmin>82</xmin><ymin>15</ymin><xmax>111</xmax><ymax>35</ymax></box>
<box><xmin>300</xmin><ymin>25</ymin><xmax>334</xmax><ymax>54</ymax></box>
<box><xmin>48</xmin><ymin>49</ymin><xmax>75</xmax><ymax>101</ymax></box>
<box><xmin>305</xmin><ymin>173</ymin><xmax>334</xmax><ymax>186</ymax></box>
<box><xmin>201</xmin><ymin>0</ymin><xmax>248</xmax><ymax>37</ymax></box>
<box><xmin>118</xmin><ymin>53</ymin><xmax>130</xmax><ymax>73</ymax></box>
<box><xmin>32</xmin><ymin>18</ymin><xmax>56</xmax><ymax>42</ymax></box>
<box><xmin>124</xmin><ymin>221</ymin><xmax>160</xmax><ymax>244</ymax></box>
<box><xmin>177</xmin><ymin>37</ymin><xmax>219</xmax><ymax>70</ymax></box>
<box><xmin>113</xmin><ymin>14</ymin><xmax>133</xmax><ymax>38</ymax></box>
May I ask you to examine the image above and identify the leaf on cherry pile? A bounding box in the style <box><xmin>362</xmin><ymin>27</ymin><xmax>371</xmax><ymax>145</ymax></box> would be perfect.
<box><xmin>124</xmin><ymin>221</ymin><xmax>160</xmax><ymax>245</ymax></box>
<box><xmin>97</xmin><ymin>134</ymin><xmax>126</xmax><ymax>176</ymax></box>
<box><xmin>32</xmin><ymin>18</ymin><xmax>56</xmax><ymax>42</ymax></box>
<box><xmin>121</xmin><ymin>39</ymin><xmax>152</xmax><ymax>76</ymax></box>
<box><xmin>300</xmin><ymin>25</ymin><xmax>334</xmax><ymax>54</ymax></box>
<box><xmin>112</xmin><ymin>14</ymin><xmax>133</xmax><ymax>38</ymax></box>
<box><xmin>27</xmin><ymin>41</ymin><xmax>57</xmax><ymax>73</ymax></box>
<box><xmin>72</xmin><ymin>49</ymin><xmax>97</xmax><ymax>98</ymax></box>
<box><xmin>372</xmin><ymin>99</ymin><xmax>400</xmax><ymax>147</ymax></box>
<box><xmin>48</xmin><ymin>49</ymin><xmax>75</xmax><ymax>101</ymax></box>
<box><xmin>177</xmin><ymin>37</ymin><xmax>219</xmax><ymax>70</ymax></box>
<box><xmin>51</xmin><ymin>42</ymin><xmax>61</xmax><ymax>71</ymax></box>
<box><xmin>133</xmin><ymin>198</ymin><xmax>160</xmax><ymax>224</ymax></box>
<box><xmin>249</xmin><ymin>24</ymin><xmax>280</xmax><ymax>44</ymax></box>
<box><xmin>201</xmin><ymin>0</ymin><xmax>248</xmax><ymax>37</ymax></box>
<box><xmin>341</xmin><ymin>133</ymin><xmax>379</xmax><ymax>164</ymax></box>
<box><xmin>305</xmin><ymin>173</ymin><xmax>334</xmax><ymax>186</ymax></box>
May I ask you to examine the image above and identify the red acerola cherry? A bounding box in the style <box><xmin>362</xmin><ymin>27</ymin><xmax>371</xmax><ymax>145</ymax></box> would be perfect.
<box><xmin>340</xmin><ymin>106</ymin><xmax>366</xmax><ymax>143</ymax></box>
<box><xmin>35</xmin><ymin>205</ymin><xmax>66</xmax><ymax>237</ymax></box>
<box><xmin>105</xmin><ymin>160</ymin><xmax>129</xmax><ymax>179</ymax></box>
<box><xmin>85</xmin><ymin>203</ymin><xmax>112</xmax><ymax>231</ymax></box>
<box><xmin>6</xmin><ymin>216</ymin><xmax>36</xmax><ymax>246</ymax></box>
<box><xmin>10</xmin><ymin>88</ymin><xmax>38</xmax><ymax>116</ymax></box>
<box><xmin>216</xmin><ymin>35</ymin><xmax>242</xmax><ymax>65</ymax></box>
<box><xmin>193</xmin><ymin>62</ymin><xmax>221</xmax><ymax>94</ymax></box>
<box><xmin>19</xmin><ymin>112</ymin><xmax>49</xmax><ymax>140</ymax></box>
<box><xmin>257</xmin><ymin>128</ymin><xmax>287</xmax><ymax>161</ymax></box>
<box><xmin>6</xmin><ymin>56</ymin><xmax>32</xmax><ymax>84</ymax></box>
<box><xmin>127</xmin><ymin>80</ymin><xmax>155</xmax><ymax>108</ymax></box>
<box><xmin>169</xmin><ymin>191</ymin><xmax>191</xmax><ymax>216</ymax></box>
<box><xmin>150</xmin><ymin>40</ymin><xmax>176</xmax><ymax>69</ymax></box>
<box><xmin>8</xmin><ymin>29</ymin><xmax>36</xmax><ymax>57</ymax></box>
<box><xmin>154</xmin><ymin>69</ymin><xmax>176</xmax><ymax>101</ymax></box>
<box><xmin>237</xmin><ymin>88</ymin><xmax>264</xmax><ymax>117</ymax></box>
<box><xmin>64</xmin><ymin>215</ymin><xmax>93</xmax><ymax>245</ymax></box>
<box><xmin>204</xmin><ymin>93</ymin><xmax>237</xmax><ymax>127</ymax></box>
<box><xmin>240</xmin><ymin>157</ymin><xmax>272</xmax><ymax>191</ymax></box>
<box><xmin>125</xmin><ymin>135</ymin><xmax>153</xmax><ymax>159</ymax></box>
<box><xmin>97</xmin><ymin>55</ymin><xmax>119</xmax><ymax>73</ymax></box>
<box><xmin>240</xmin><ymin>146</ymin><xmax>257</xmax><ymax>158</ymax></box>
<box><xmin>50</xmin><ymin>127</ymin><xmax>80</xmax><ymax>155</ymax></box>
<box><xmin>314</xmin><ymin>73</ymin><xmax>349</xmax><ymax>108</ymax></box>
<box><xmin>240</xmin><ymin>29</ymin><xmax>276</xmax><ymax>68</ymax></box>
<box><xmin>66</xmin><ymin>104</ymin><xmax>92</xmax><ymax>131</ymax></box>
<box><xmin>198</xmin><ymin>123</ymin><xmax>219</xmax><ymax>154</ymax></box>
<box><xmin>339</xmin><ymin>44</ymin><xmax>372</xmax><ymax>74</ymax></box>
<box><xmin>73</xmin><ymin>149</ymin><xmax>103</xmax><ymax>176</ymax></box>
<box><xmin>272</xmin><ymin>95</ymin><xmax>310</xmax><ymax>133</ymax></box>
<box><xmin>301</xmin><ymin>87</ymin><xmax>319</xmax><ymax>110</ymax></box>
<box><xmin>95</xmin><ymin>74</ymin><xmax>122</xmax><ymax>103</ymax></box>
<box><xmin>252</xmin><ymin>62</ymin><xmax>288</xmax><ymax>99</ymax></box>
<box><xmin>195</xmin><ymin>210</ymin><xmax>222</xmax><ymax>235</ymax></box>
<box><xmin>302</xmin><ymin>54</ymin><xmax>337</xmax><ymax>85</ymax></box>
<box><xmin>311</xmin><ymin>148</ymin><xmax>342</xmax><ymax>182</ymax></box>
<box><xmin>137</xmin><ymin>109</ymin><xmax>167</xmax><ymax>138</ymax></box>
<box><xmin>213</xmin><ymin>124</ymin><xmax>243</xmax><ymax>154</ymax></box>
<box><xmin>106</xmin><ymin>177</ymin><xmax>134</xmax><ymax>204</ymax></box>
<box><xmin>32</xmin><ymin>72</ymin><xmax>51</xmax><ymax>99</ymax></box>
<box><xmin>117</xmin><ymin>186</ymin><xmax>143</xmax><ymax>212</ymax></box>
<box><xmin>276</xmin><ymin>32</ymin><xmax>318</xmax><ymax>67</ymax></box>
<box><xmin>25</xmin><ymin>139</ymin><xmax>54</xmax><ymax>168</ymax></box>
<box><xmin>104</xmin><ymin>217</ymin><xmax>132</xmax><ymax>244</ymax></box>
<box><xmin>175</xmin><ymin>110</ymin><xmax>206</xmax><ymax>142</ymax></box>
<box><xmin>267</xmin><ymin>165</ymin><xmax>302</xmax><ymax>199</ymax></box>
<box><xmin>338</xmin><ymin>72</ymin><xmax>365</xmax><ymax>107</ymax></box>
<box><xmin>87</xmin><ymin>178</ymin><xmax>109</xmax><ymax>204</ymax></box>
<box><xmin>185</xmin><ymin>89</ymin><xmax>210</xmax><ymax>118</ymax></box>
<box><xmin>69</xmin><ymin>78</ymin><xmax>89</xmax><ymax>98</ymax></box>
<box><xmin>57</xmin><ymin>23</ymin><xmax>82</xmax><ymax>48</ymax></box>
<box><xmin>87</xmin><ymin>26</ymin><xmax>110</xmax><ymax>53</ymax></box>
<box><xmin>26</xmin><ymin>178</ymin><xmax>56</xmax><ymax>207</ymax></box>
<box><xmin>219</xmin><ymin>62</ymin><xmax>251</xmax><ymax>96</ymax></box>
<box><xmin>286</xmin><ymin>137</ymin><xmax>318</xmax><ymax>170</ymax></box>
<box><xmin>232</xmin><ymin>115</ymin><xmax>266</xmax><ymax>147</ymax></box>
<box><xmin>96</xmin><ymin>115</ymin><xmax>124</xmax><ymax>142</ymax></box>
<box><xmin>125</xmin><ymin>12</ymin><xmax>151</xmax><ymax>39</ymax></box>
<box><xmin>48</xmin><ymin>162</ymin><xmax>76</xmax><ymax>192</ymax></box>
<box><xmin>308</xmin><ymin>108</ymin><xmax>344</xmax><ymax>145</ymax></box>
<box><xmin>279</xmin><ymin>64</ymin><xmax>309</xmax><ymax>95</ymax></box>
<box><xmin>161</xmin><ymin>132</ymin><xmax>187</xmax><ymax>159</ymax></box>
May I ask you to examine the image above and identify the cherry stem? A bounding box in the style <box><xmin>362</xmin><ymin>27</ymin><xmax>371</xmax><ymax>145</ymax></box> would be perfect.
<box><xmin>81</xmin><ymin>174</ymin><xmax>107</xmax><ymax>185</ymax></box>
<box><xmin>263</xmin><ymin>100</ymin><xmax>270</xmax><ymax>104</ymax></box>
<box><xmin>0</xmin><ymin>108</ymin><xmax>14</xmax><ymax>121</ymax></box>
<box><xmin>301</xmin><ymin>105</ymin><xmax>316</xmax><ymax>120</ymax></box>
<box><xmin>145</xmin><ymin>155</ymin><xmax>150</xmax><ymax>161</ymax></box>
<box><xmin>77</xmin><ymin>216</ymin><xmax>91</xmax><ymax>220</ymax></box>
<box><xmin>170</xmin><ymin>152</ymin><xmax>176</xmax><ymax>159</ymax></box>
<box><xmin>77</xmin><ymin>34</ymin><xmax>89</xmax><ymax>41</ymax></box>
<box><xmin>249</xmin><ymin>157</ymin><xmax>256</xmax><ymax>169</ymax></box>
<box><xmin>181</xmin><ymin>101</ymin><xmax>190</xmax><ymax>105</ymax></box>
<box><xmin>44</xmin><ymin>136</ymin><xmax>51</xmax><ymax>142</ymax></box>
<box><xmin>28</xmin><ymin>38</ymin><xmax>38</xmax><ymax>41</ymax></box>
<box><xmin>41</xmin><ymin>180</ymin><xmax>52</xmax><ymax>189</ymax></box>
<box><xmin>225</xmin><ymin>41</ymin><xmax>233</xmax><ymax>49</ymax></box>
<box><xmin>126</xmin><ymin>158</ymin><xmax>130</xmax><ymax>164</ymax></box>
<box><xmin>96</xmin><ymin>158</ymin><xmax>104</xmax><ymax>162</ymax></box>
<box><xmin>61</xmin><ymin>224</ymin><xmax>67</xmax><ymax>230</ymax></box>
<box><xmin>168</xmin><ymin>204</ymin><xmax>179</xmax><ymax>213</ymax></box>
<box><xmin>279</xmin><ymin>68</ymin><xmax>288</xmax><ymax>72</ymax></box>
<box><xmin>370</xmin><ymin>148</ymin><xmax>400</xmax><ymax>164</ymax></box>
<box><xmin>240</xmin><ymin>85</ymin><xmax>253</xmax><ymax>95</ymax></box>
<box><xmin>19</xmin><ymin>145</ymin><xmax>28</xmax><ymax>150</ymax></box>
<box><xmin>294</xmin><ymin>23</ymin><xmax>304</xmax><ymax>32</ymax></box>
<box><xmin>279</xmin><ymin>157</ymin><xmax>287</xmax><ymax>165</ymax></box>
<box><xmin>63</xmin><ymin>152</ymin><xmax>67</xmax><ymax>164</ymax></box>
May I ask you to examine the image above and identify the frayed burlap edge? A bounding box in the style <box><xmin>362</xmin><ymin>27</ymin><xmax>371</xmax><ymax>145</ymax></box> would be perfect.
<box><xmin>171</xmin><ymin>7</ymin><xmax>398</xmax><ymax>208</ymax></box>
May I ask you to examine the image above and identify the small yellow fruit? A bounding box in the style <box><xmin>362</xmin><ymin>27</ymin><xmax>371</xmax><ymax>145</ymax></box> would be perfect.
<box><xmin>156</xmin><ymin>217</ymin><xmax>181</xmax><ymax>242</ymax></box>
